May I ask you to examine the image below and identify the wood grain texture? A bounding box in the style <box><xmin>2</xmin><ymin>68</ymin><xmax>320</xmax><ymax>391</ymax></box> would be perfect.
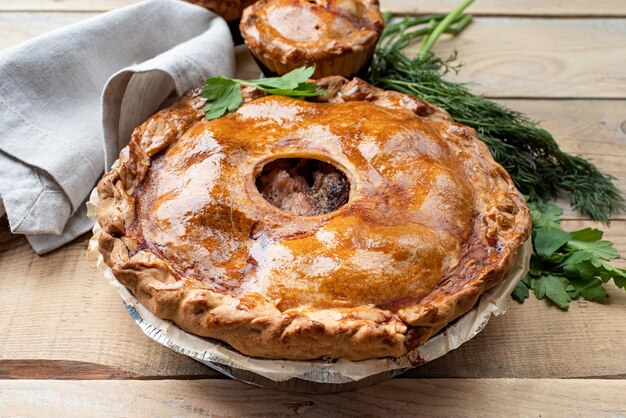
<box><xmin>418</xmin><ymin>18</ymin><xmax>626</xmax><ymax>99</ymax></box>
<box><xmin>381</xmin><ymin>0</ymin><xmax>626</xmax><ymax>16</ymax></box>
<box><xmin>0</xmin><ymin>360</ymin><xmax>137</xmax><ymax>380</ymax></box>
<box><xmin>1</xmin><ymin>222</ymin><xmax>624</xmax><ymax>380</ymax></box>
<box><xmin>3</xmin><ymin>0</ymin><xmax>626</xmax><ymax>16</ymax></box>
<box><xmin>1</xmin><ymin>379</ymin><xmax>625</xmax><ymax>416</ymax></box>
<box><xmin>2</xmin><ymin>14</ymin><xmax>625</xmax><ymax>99</ymax></box>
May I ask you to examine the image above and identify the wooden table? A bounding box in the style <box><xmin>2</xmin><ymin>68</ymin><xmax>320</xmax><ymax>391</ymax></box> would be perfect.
<box><xmin>1</xmin><ymin>1</ymin><xmax>626</xmax><ymax>416</ymax></box>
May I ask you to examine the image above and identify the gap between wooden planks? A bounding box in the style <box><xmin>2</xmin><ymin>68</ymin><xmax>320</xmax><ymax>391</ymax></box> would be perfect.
<box><xmin>2</xmin><ymin>0</ymin><xmax>626</xmax><ymax>16</ymax></box>
<box><xmin>1</xmin><ymin>226</ymin><xmax>625</xmax><ymax>381</ymax></box>
<box><xmin>1</xmin><ymin>379</ymin><xmax>625</xmax><ymax>416</ymax></box>
<box><xmin>1</xmin><ymin>13</ymin><xmax>626</xmax><ymax>99</ymax></box>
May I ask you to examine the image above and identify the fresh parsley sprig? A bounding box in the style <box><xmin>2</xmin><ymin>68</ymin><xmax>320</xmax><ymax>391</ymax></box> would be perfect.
<box><xmin>201</xmin><ymin>66</ymin><xmax>326</xmax><ymax>120</ymax></box>
<box><xmin>513</xmin><ymin>201</ymin><xmax>626</xmax><ymax>309</ymax></box>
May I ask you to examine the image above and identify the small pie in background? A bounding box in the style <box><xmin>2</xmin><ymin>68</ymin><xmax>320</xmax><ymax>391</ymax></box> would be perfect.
<box><xmin>240</xmin><ymin>0</ymin><xmax>384</xmax><ymax>77</ymax></box>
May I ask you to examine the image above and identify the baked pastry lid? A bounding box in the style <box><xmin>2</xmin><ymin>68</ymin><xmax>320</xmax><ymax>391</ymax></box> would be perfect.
<box><xmin>87</xmin><ymin>183</ymin><xmax>531</xmax><ymax>392</ymax></box>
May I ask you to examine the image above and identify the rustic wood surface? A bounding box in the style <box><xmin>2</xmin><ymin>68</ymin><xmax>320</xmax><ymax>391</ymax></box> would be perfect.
<box><xmin>2</xmin><ymin>379</ymin><xmax>625</xmax><ymax>417</ymax></box>
<box><xmin>424</xmin><ymin>18</ymin><xmax>626</xmax><ymax>98</ymax></box>
<box><xmin>2</xmin><ymin>0</ymin><xmax>626</xmax><ymax>15</ymax></box>
<box><xmin>1</xmin><ymin>1</ymin><xmax>625</xmax><ymax>416</ymax></box>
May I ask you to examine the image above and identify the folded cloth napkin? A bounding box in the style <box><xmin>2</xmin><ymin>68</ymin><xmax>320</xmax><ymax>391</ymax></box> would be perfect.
<box><xmin>0</xmin><ymin>0</ymin><xmax>235</xmax><ymax>254</ymax></box>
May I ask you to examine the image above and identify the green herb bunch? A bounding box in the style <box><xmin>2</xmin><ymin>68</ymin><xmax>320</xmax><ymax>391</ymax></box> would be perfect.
<box><xmin>367</xmin><ymin>0</ymin><xmax>626</xmax><ymax>309</ymax></box>
<box><xmin>513</xmin><ymin>200</ymin><xmax>626</xmax><ymax>308</ymax></box>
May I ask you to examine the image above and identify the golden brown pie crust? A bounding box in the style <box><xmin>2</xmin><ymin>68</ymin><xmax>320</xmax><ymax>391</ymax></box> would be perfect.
<box><xmin>96</xmin><ymin>77</ymin><xmax>531</xmax><ymax>361</ymax></box>
<box><xmin>240</xmin><ymin>0</ymin><xmax>384</xmax><ymax>77</ymax></box>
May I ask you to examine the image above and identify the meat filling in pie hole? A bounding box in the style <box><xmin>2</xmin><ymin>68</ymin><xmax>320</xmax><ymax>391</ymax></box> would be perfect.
<box><xmin>255</xmin><ymin>158</ymin><xmax>350</xmax><ymax>216</ymax></box>
<box><xmin>95</xmin><ymin>76</ymin><xmax>531</xmax><ymax>361</ymax></box>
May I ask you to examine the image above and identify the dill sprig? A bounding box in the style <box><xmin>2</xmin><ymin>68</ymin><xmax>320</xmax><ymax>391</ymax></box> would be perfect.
<box><xmin>368</xmin><ymin>6</ymin><xmax>624</xmax><ymax>221</ymax></box>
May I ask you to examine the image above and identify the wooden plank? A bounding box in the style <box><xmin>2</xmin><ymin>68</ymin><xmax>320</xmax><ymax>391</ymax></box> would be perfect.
<box><xmin>1</xmin><ymin>379</ymin><xmax>625</xmax><ymax>416</ymax></box>
<box><xmin>3</xmin><ymin>0</ymin><xmax>626</xmax><ymax>16</ymax></box>
<box><xmin>2</xmin><ymin>14</ymin><xmax>626</xmax><ymax>99</ymax></box>
<box><xmin>382</xmin><ymin>0</ymin><xmax>626</xmax><ymax>16</ymax></box>
<box><xmin>1</xmin><ymin>220</ymin><xmax>624</xmax><ymax>380</ymax></box>
<box><xmin>0</xmin><ymin>360</ymin><xmax>138</xmax><ymax>380</ymax></box>
<box><xmin>498</xmin><ymin>100</ymin><xmax>626</xmax><ymax>163</ymax></box>
<box><xmin>418</xmin><ymin>18</ymin><xmax>626</xmax><ymax>99</ymax></box>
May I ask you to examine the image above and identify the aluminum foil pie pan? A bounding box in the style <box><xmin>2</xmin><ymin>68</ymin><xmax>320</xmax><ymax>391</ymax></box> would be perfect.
<box><xmin>87</xmin><ymin>188</ymin><xmax>531</xmax><ymax>393</ymax></box>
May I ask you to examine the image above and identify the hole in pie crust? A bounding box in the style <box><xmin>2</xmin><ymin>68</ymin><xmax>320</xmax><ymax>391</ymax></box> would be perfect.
<box><xmin>255</xmin><ymin>158</ymin><xmax>350</xmax><ymax>216</ymax></box>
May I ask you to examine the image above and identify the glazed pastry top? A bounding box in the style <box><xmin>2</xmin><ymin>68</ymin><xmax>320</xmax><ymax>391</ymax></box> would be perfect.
<box><xmin>96</xmin><ymin>77</ymin><xmax>531</xmax><ymax>360</ymax></box>
<box><xmin>129</xmin><ymin>86</ymin><xmax>509</xmax><ymax>312</ymax></box>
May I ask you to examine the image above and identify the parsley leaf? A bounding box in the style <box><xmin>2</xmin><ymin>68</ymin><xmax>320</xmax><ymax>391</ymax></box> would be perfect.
<box><xmin>568</xmin><ymin>232</ymin><xmax>620</xmax><ymax>260</ymax></box>
<box><xmin>567</xmin><ymin>277</ymin><xmax>608</xmax><ymax>302</ymax></box>
<box><xmin>201</xmin><ymin>78</ymin><xmax>242</xmax><ymax>120</ymax></box>
<box><xmin>590</xmin><ymin>259</ymin><xmax>626</xmax><ymax>286</ymax></box>
<box><xmin>512</xmin><ymin>280</ymin><xmax>530</xmax><ymax>303</ymax></box>
<box><xmin>514</xmin><ymin>201</ymin><xmax>626</xmax><ymax>309</ymax></box>
<box><xmin>244</xmin><ymin>66</ymin><xmax>315</xmax><ymax>90</ymax></box>
<box><xmin>527</xmin><ymin>200</ymin><xmax>563</xmax><ymax>229</ymax></box>
<box><xmin>530</xmin><ymin>274</ymin><xmax>572</xmax><ymax>309</ymax></box>
<box><xmin>201</xmin><ymin>66</ymin><xmax>326</xmax><ymax>120</ymax></box>
<box><xmin>533</xmin><ymin>227</ymin><xmax>570</xmax><ymax>258</ymax></box>
<box><xmin>559</xmin><ymin>250</ymin><xmax>595</xmax><ymax>268</ymax></box>
<box><xmin>569</xmin><ymin>228</ymin><xmax>603</xmax><ymax>242</ymax></box>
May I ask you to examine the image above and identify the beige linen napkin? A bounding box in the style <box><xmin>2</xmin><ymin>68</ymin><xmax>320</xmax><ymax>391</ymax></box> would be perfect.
<box><xmin>0</xmin><ymin>0</ymin><xmax>235</xmax><ymax>254</ymax></box>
